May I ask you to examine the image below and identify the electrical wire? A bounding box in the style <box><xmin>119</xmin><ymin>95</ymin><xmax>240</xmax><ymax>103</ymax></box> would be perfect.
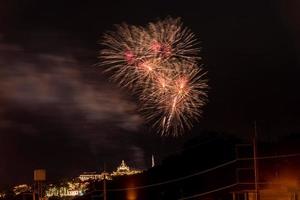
<box><xmin>107</xmin><ymin>159</ymin><xmax>237</xmax><ymax>191</ymax></box>
<box><xmin>178</xmin><ymin>183</ymin><xmax>238</xmax><ymax>200</ymax></box>
<box><xmin>83</xmin><ymin>152</ymin><xmax>300</xmax><ymax>193</ymax></box>
<box><xmin>239</xmin><ymin>152</ymin><xmax>300</xmax><ymax>161</ymax></box>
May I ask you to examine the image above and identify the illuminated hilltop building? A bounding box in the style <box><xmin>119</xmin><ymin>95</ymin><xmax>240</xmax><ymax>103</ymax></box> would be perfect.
<box><xmin>46</xmin><ymin>160</ymin><xmax>142</xmax><ymax>198</ymax></box>
<box><xmin>79</xmin><ymin>171</ymin><xmax>112</xmax><ymax>181</ymax></box>
<box><xmin>111</xmin><ymin>160</ymin><xmax>142</xmax><ymax>176</ymax></box>
<box><xmin>79</xmin><ymin>160</ymin><xmax>142</xmax><ymax>180</ymax></box>
<box><xmin>78</xmin><ymin>171</ymin><xmax>102</xmax><ymax>181</ymax></box>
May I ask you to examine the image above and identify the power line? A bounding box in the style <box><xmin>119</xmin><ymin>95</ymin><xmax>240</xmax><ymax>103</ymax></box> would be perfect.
<box><xmin>86</xmin><ymin>159</ymin><xmax>237</xmax><ymax>193</ymax></box>
<box><xmin>107</xmin><ymin>160</ymin><xmax>237</xmax><ymax>191</ymax></box>
<box><xmin>239</xmin><ymin>152</ymin><xmax>300</xmax><ymax>161</ymax></box>
<box><xmin>178</xmin><ymin>179</ymin><xmax>300</xmax><ymax>200</ymax></box>
<box><xmin>179</xmin><ymin>152</ymin><xmax>300</xmax><ymax>200</ymax></box>
<box><xmin>179</xmin><ymin>179</ymin><xmax>300</xmax><ymax>200</ymax></box>
<box><xmin>238</xmin><ymin>182</ymin><xmax>274</xmax><ymax>185</ymax></box>
<box><xmin>178</xmin><ymin>183</ymin><xmax>238</xmax><ymax>200</ymax></box>
<box><xmin>85</xmin><ymin>151</ymin><xmax>300</xmax><ymax>193</ymax></box>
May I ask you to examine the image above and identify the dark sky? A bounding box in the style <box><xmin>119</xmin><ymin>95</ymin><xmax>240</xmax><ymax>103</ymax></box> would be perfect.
<box><xmin>0</xmin><ymin>0</ymin><xmax>300</xmax><ymax>185</ymax></box>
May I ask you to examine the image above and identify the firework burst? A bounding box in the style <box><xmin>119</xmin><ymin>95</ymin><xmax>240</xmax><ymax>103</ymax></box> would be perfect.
<box><xmin>99</xmin><ymin>17</ymin><xmax>208</xmax><ymax>136</ymax></box>
<box><xmin>146</xmin><ymin>17</ymin><xmax>200</xmax><ymax>63</ymax></box>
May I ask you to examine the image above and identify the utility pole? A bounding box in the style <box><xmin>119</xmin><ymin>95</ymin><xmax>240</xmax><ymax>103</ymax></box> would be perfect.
<box><xmin>103</xmin><ymin>175</ymin><xmax>107</xmax><ymax>200</ymax></box>
<box><xmin>253</xmin><ymin>121</ymin><xmax>260</xmax><ymax>200</ymax></box>
<box><xmin>103</xmin><ymin>164</ymin><xmax>107</xmax><ymax>200</ymax></box>
<box><xmin>32</xmin><ymin>182</ymin><xmax>35</xmax><ymax>200</ymax></box>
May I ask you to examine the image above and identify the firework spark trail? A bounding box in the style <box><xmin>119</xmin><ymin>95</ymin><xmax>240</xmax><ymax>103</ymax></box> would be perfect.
<box><xmin>165</xmin><ymin>96</ymin><xmax>178</xmax><ymax>134</ymax></box>
<box><xmin>99</xmin><ymin>17</ymin><xmax>208</xmax><ymax>136</ymax></box>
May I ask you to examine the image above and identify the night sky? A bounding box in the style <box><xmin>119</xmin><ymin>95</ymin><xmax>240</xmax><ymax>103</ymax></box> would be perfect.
<box><xmin>0</xmin><ymin>0</ymin><xmax>300</xmax><ymax>185</ymax></box>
